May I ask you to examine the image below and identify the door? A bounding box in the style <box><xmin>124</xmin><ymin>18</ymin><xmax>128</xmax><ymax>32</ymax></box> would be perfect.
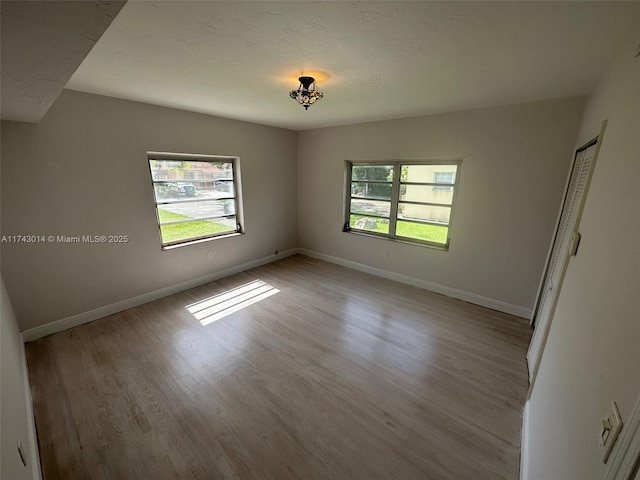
<box><xmin>527</xmin><ymin>139</ymin><xmax>599</xmax><ymax>380</ymax></box>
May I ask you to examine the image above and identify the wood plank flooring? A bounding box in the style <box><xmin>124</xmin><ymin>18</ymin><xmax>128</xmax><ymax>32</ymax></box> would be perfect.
<box><xmin>26</xmin><ymin>254</ymin><xmax>532</xmax><ymax>480</ymax></box>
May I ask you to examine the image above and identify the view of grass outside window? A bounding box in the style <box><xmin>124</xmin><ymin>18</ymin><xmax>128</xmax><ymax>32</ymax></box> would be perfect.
<box><xmin>345</xmin><ymin>161</ymin><xmax>459</xmax><ymax>248</ymax></box>
<box><xmin>148</xmin><ymin>154</ymin><xmax>243</xmax><ymax>247</ymax></box>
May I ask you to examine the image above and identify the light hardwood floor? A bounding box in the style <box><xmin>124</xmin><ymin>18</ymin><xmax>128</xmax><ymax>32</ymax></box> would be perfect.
<box><xmin>26</xmin><ymin>255</ymin><xmax>532</xmax><ymax>480</ymax></box>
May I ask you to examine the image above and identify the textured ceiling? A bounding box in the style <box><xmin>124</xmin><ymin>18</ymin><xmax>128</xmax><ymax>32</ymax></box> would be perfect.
<box><xmin>62</xmin><ymin>2</ymin><xmax>640</xmax><ymax>130</ymax></box>
<box><xmin>0</xmin><ymin>1</ymin><xmax>125</xmax><ymax>123</ymax></box>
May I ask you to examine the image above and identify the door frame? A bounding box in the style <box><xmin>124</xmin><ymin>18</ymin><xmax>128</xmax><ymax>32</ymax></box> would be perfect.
<box><xmin>527</xmin><ymin>120</ymin><xmax>606</xmax><ymax>383</ymax></box>
<box><xmin>530</xmin><ymin>136</ymin><xmax>598</xmax><ymax>326</ymax></box>
<box><xmin>606</xmin><ymin>394</ymin><xmax>640</xmax><ymax>480</ymax></box>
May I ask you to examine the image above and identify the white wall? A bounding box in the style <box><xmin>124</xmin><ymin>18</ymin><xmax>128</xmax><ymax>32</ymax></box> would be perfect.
<box><xmin>1</xmin><ymin>276</ymin><xmax>40</xmax><ymax>480</ymax></box>
<box><xmin>524</xmin><ymin>24</ymin><xmax>640</xmax><ymax>479</ymax></box>
<box><xmin>0</xmin><ymin>90</ymin><xmax>297</xmax><ymax>331</ymax></box>
<box><xmin>297</xmin><ymin>97</ymin><xmax>585</xmax><ymax>315</ymax></box>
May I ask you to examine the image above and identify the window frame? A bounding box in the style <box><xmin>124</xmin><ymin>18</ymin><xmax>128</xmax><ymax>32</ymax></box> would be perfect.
<box><xmin>343</xmin><ymin>159</ymin><xmax>461</xmax><ymax>250</ymax></box>
<box><xmin>147</xmin><ymin>151</ymin><xmax>245</xmax><ymax>249</ymax></box>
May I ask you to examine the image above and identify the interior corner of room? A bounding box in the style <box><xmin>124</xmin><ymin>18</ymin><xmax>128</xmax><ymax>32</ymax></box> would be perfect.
<box><xmin>1</xmin><ymin>2</ymin><xmax>640</xmax><ymax>480</ymax></box>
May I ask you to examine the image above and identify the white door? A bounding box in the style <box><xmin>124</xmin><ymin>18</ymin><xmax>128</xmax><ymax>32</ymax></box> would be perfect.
<box><xmin>527</xmin><ymin>141</ymin><xmax>598</xmax><ymax>379</ymax></box>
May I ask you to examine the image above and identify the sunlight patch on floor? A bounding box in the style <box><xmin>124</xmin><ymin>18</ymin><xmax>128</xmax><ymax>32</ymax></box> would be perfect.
<box><xmin>186</xmin><ymin>279</ymin><xmax>280</xmax><ymax>326</ymax></box>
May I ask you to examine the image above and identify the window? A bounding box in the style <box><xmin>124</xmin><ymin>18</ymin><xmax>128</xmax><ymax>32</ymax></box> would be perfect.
<box><xmin>345</xmin><ymin>160</ymin><xmax>460</xmax><ymax>249</ymax></box>
<box><xmin>433</xmin><ymin>171</ymin><xmax>456</xmax><ymax>191</ymax></box>
<box><xmin>147</xmin><ymin>152</ymin><xmax>244</xmax><ymax>248</ymax></box>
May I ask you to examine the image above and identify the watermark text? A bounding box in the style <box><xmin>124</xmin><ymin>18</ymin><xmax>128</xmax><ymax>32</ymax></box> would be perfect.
<box><xmin>1</xmin><ymin>235</ymin><xmax>129</xmax><ymax>244</ymax></box>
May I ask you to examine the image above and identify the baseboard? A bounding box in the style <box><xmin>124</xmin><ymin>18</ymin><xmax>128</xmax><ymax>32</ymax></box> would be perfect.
<box><xmin>22</xmin><ymin>246</ymin><xmax>530</xmax><ymax>341</ymax></box>
<box><xmin>21</xmin><ymin>249</ymin><xmax>297</xmax><ymax>342</ymax></box>
<box><xmin>19</xmin><ymin>332</ymin><xmax>43</xmax><ymax>480</ymax></box>
<box><xmin>520</xmin><ymin>401</ymin><xmax>530</xmax><ymax>480</ymax></box>
<box><xmin>297</xmin><ymin>248</ymin><xmax>532</xmax><ymax>319</ymax></box>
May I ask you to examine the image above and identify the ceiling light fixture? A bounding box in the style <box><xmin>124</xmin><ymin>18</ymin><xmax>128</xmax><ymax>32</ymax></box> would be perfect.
<box><xmin>289</xmin><ymin>76</ymin><xmax>323</xmax><ymax>110</ymax></box>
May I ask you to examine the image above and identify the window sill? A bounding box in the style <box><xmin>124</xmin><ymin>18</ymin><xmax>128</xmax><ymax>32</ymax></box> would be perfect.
<box><xmin>161</xmin><ymin>232</ymin><xmax>243</xmax><ymax>250</ymax></box>
<box><xmin>343</xmin><ymin>229</ymin><xmax>449</xmax><ymax>251</ymax></box>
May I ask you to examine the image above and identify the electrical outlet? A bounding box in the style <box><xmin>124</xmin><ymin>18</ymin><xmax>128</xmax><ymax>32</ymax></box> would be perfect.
<box><xmin>383</xmin><ymin>249</ymin><xmax>389</xmax><ymax>258</ymax></box>
<box><xmin>601</xmin><ymin>401</ymin><xmax>623</xmax><ymax>463</ymax></box>
<box><xmin>17</xmin><ymin>439</ymin><xmax>26</xmax><ymax>467</ymax></box>
<box><xmin>207</xmin><ymin>252</ymin><xmax>213</xmax><ymax>261</ymax></box>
